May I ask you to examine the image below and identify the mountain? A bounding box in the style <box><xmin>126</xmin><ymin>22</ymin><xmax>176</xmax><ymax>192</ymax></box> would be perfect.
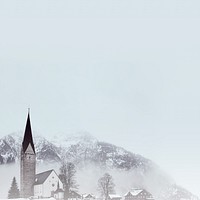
<box><xmin>0</xmin><ymin>133</ymin><xmax>198</xmax><ymax>200</ymax></box>
<box><xmin>0</xmin><ymin>132</ymin><xmax>151</xmax><ymax>170</ymax></box>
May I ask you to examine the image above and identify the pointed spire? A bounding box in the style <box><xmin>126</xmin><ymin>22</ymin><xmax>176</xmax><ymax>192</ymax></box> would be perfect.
<box><xmin>22</xmin><ymin>111</ymin><xmax>35</xmax><ymax>153</ymax></box>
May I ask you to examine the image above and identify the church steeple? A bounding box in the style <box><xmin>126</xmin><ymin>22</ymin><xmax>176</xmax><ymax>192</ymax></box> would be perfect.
<box><xmin>22</xmin><ymin>112</ymin><xmax>35</xmax><ymax>154</ymax></box>
<box><xmin>20</xmin><ymin>111</ymin><xmax>36</xmax><ymax>198</ymax></box>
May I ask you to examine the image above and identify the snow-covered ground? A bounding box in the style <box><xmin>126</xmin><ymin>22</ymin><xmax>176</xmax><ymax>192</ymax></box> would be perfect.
<box><xmin>0</xmin><ymin>198</ymin><xmax>56</xmax><ymax>200</ymax></box>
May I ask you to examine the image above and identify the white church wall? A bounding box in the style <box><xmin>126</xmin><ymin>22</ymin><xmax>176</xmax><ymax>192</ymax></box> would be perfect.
<box><xmin>34</xmin><ymin>184</ymin><xmax>43</xmax><ymax>198</ymax></box>
<box><xmin>42</xmin><ymin>170</ymin><xmax>63</xmax><ymax>197</ymax></box>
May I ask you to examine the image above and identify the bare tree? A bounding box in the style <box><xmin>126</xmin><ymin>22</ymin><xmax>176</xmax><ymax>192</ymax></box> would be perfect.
<box><xmin>98</xmin><ymin>173</ymin><xmax>115</xmax><ymax>200</ymax></box>
<box><xmin>59</xmin><ymin>161</ymin><xmax>78</xmax><ymax>200</ymax></box>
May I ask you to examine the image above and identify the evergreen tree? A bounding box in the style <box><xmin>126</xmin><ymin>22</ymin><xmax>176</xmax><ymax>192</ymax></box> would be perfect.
<box><xmin>8</xmin><ymin>177</ymin><xmax>20</xmax><ymax>199</ymax></box>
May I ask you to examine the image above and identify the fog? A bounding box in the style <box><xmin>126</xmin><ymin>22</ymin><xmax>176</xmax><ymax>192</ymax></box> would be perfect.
<box><xmin>0</xmin><ymin>162</ymin><xmax>174</xmax><ymax>200</ymax></box>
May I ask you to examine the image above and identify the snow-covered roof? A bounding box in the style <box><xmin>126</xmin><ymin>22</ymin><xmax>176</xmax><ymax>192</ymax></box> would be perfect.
<box><xmin>54</xmin><ymin>188</ymin><xmax>64</xmax><ymax>193</ymax></box>
<box><xmin>68</xmin><ymin>191</ymin><xmax>81</xmax><ymax>198</ymax></box>
<box><xmin>82</xmin><ymin>194</ymin><xmax>95</xmax><ymax>198</ymax></box>
<box><xmin>109</xmin><ymin>194</ymin><xmax>122</xmax><ymax>199</ymax></box>
<box><xmin>124</xmin><ymin>189</ymin><xmax>143</xmax><ymax>197</ymax></box>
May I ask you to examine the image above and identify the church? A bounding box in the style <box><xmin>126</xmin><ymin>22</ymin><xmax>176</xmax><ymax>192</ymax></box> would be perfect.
<box><xmin>20</xmin><ymin>112</ymin><xmax>64</xmax><ymax>199</ymax></box>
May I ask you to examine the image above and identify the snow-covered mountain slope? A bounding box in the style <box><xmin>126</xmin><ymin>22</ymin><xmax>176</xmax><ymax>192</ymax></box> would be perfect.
<box><xmin>0</xmin><ymin>133</ymin><xmax>20</xmax><ymax>164</ymax></box>
<box><xmin>0</xmin><ymin>133</ymin><xmax>198</xmax><ymax>200</ymax></box>
<box><xmin>0</xmin><ymin>133</ymin><xmax>151</xmax><ymax>171</ymax></box>
<box><xmin>0</xmin><ymin>133</ymin><xmax>62</xmax><ymax>164</ymax></box>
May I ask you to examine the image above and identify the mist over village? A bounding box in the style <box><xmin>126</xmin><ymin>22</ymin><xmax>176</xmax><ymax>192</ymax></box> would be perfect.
<box><xmin>1</xmin><ymin>1</ymin><xmax>200</xmax><ymax>200</ymax></box>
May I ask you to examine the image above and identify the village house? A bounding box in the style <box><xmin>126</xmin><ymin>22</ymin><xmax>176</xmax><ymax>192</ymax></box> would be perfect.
<box><xmin>68</xmin><ymin>191</ymin><xmax>82</xmax><ymax>200</ymax></box>
<box><xmin>124</xmin><ymin>189</ymin><xmax>154</xmax><ymax>200</ymax></box>
<box><xmin>82</xmin><ymin>194</ymin><xmax>96</xmax><ymax>200</ymax></box>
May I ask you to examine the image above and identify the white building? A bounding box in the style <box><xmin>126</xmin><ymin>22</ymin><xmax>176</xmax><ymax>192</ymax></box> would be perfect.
<box><xmin>34</xmin><ymin>169</ymin><xmax>64</xmax><ymax>199</ymax></box>
<box><xmin>124</xmin><ymin>189</ymin><xmax>154</xmax><ymax>200</ymax></box>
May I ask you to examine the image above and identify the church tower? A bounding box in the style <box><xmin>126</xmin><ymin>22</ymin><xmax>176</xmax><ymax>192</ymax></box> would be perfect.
<box><xmin>20</xmin><ymin>112</ymin><xmax>36</xmax><ymax>198</ymax></box>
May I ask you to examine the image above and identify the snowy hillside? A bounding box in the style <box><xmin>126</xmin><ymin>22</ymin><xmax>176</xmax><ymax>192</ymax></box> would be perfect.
<box><xmin>0</xmin><ymin>133</ymin><xmax>151</xmax><ymax>171</ymax></box>
<box><xmin>0</xmin><ymin>133</ymin><xmax>199</xmax><ymax>200</ymax></box>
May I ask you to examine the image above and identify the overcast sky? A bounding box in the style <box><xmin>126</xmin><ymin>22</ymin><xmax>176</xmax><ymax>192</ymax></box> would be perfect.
<box><xmin>1</xmin><ymin>0</ymin><xmax>200</xmax><ymax>196</ymax></box>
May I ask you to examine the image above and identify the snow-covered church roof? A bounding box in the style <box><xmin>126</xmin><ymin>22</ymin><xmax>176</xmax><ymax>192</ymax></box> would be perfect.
<box><xmin>34</xmin><ymin>169</ymin><xmax>55</xmax><ymax>185</ymax></box>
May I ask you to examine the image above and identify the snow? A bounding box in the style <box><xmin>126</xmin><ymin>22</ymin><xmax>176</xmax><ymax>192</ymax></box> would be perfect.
<box><xmin>82</xmin><ymin>194</ymin><xmax>95</xmax><ymax>198</ymax></box>
<box><xmin>50</xmin><ymin>132</ymin><xmax>97</xmax><ymax>149</ymax></box>
<box><xmin>109</xmin><ymin>194</ymin><xmax>122</xmax><ymax>198</ymax></box>
<box><xmin>0</xmin><ymin>198</ymin><xmax>56</xmax><ymax>200</ymax></box>
<box><xmin>0</xmin><ymin>199</ymin><xmax>25</xmax><ymax>200</ymax></box>
<box><xmin>124</xmin><ymin>189</ymin><xmax>143</xmax><ymax>197</ymax></box>
<box><xmin>0</xmin><ymin>139</ymin><xmax>3</xmax><ymax>145</ymax></box>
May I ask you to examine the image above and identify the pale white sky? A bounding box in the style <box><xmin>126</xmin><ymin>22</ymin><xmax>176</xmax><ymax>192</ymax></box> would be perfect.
<box><xmin>1</xmin><ymin>0</ymin><xmax>200</xmax><ymax>196</ymax></box>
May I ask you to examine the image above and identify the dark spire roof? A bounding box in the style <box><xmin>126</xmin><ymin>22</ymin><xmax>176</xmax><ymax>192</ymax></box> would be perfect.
<box><xmin>22</xmin><ymin>113</ymin><xmax>35</xmax><ymax>153</ymax></box>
